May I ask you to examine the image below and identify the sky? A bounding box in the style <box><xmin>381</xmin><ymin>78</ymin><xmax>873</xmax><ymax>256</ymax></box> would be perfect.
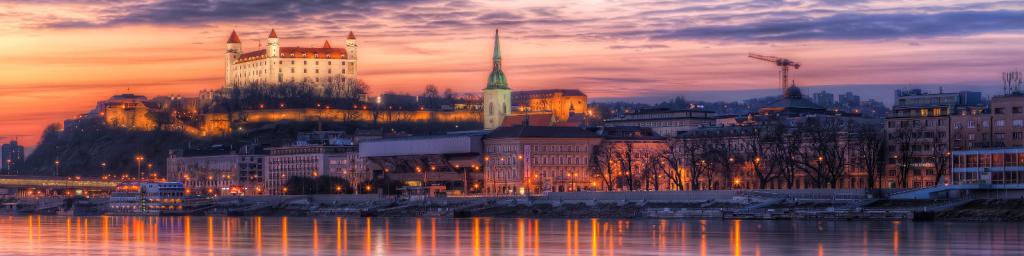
<box><xmin>1</xmin><ymin>0</ymin><xmax>1023</xmax><ymax>146</ymax></box>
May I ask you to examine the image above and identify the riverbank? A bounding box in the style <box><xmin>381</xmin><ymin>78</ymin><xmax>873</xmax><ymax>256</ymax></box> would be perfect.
<box><xmin>8</xmin><ymin>191</ymin><xmax>1024</xmax><ymax>221</ymax></box>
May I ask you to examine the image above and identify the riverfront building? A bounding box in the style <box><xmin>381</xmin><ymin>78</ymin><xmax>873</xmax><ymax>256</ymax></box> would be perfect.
<box><xmin>483</xmin><ymin>125</ymin><xmax>602</xmax><ymax>194</ymax></box>
<box><xmin>883</xmin><ymin>89</ymin><xmax>984</xmax><ymax>188</ymax></box>
<box><xmin>166</xmin><ymin>146</ymin><xmax>265</xmax><ymax>196</ymax></box>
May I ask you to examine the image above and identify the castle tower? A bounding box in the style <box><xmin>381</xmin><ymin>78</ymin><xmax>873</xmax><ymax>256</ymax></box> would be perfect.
<box><xmin>225</xmin><ymin>30</ymin><xmax>242</xmax><ymax>87</ymax></box>
<box><xmin>267</xmin><ymin>29</ymin><xmax>280</xmax><ymax>83</ymax></box>
<box><xmin>345</xmin><ymin>31</ymin><xmax>359</xmax><ymax>77</ymax></box>
<box><xmin>482</xmin><ymin>29</ymin><xmax>511</xmax><ymax>130</ymax></box>
<box><xmin>267</xmin><ymin>29</ymin><xmax>280</xmax><ymax>57</ymax></box>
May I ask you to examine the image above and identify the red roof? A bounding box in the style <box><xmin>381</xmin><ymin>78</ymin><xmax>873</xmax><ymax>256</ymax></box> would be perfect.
<box><xmin>268</xmin><ymin>29</ymin><xmax>278</xmax><ymax>38</ymax></box>
<box><xmin>323</xmin><ymin>40</ymin><xmax>331</xmax><ymax>48</ymax></box>
<box><xmin>347</xmin><ymin>31</ymin><xmax>356</xmax><ymax>40</ymax></box>
<box><xmin>227</xmin><ymin>30</ymin><xmax>241</xmax><ymax>43</ymax></box>
<box><xmin>235</xmin><ymin>47</ymin><xmax>347</xmax><ymax>64</ymax></box>
<box><xmin>500</xmin><ymin>113</ymin><xmax>555</xmax><ymax>127</ymax></box>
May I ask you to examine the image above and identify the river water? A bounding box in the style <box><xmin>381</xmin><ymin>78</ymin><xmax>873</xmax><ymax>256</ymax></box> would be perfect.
<box><xmin>0</xmin><ymin>215</ymin><xmax>1020</xmax><ymax>255</ymax></box>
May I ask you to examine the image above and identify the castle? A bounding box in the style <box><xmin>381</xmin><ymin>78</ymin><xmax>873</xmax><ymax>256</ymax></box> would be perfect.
<box><xmin>224</xmin><ymin>29</ymin><xmax>359</xmax><ymax>87</ymax></box>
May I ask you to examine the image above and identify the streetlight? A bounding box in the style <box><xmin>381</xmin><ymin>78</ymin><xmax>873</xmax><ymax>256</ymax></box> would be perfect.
<box><xmin>135</xmin><ymin>155</ymin><xmax>144</xmax><ymax>179</ymax></box>
<box><xmin>53</xmin><ymin>160</ymin><xmax>60</xmax><ymax>177</ymax></box>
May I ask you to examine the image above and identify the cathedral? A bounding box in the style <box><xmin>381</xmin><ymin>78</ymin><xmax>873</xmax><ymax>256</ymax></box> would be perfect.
<box><xmin>224</xmin><ymin>29</ymin><xmax>359</xmax><ymax>87</ymax></box>
<box><xmin>482</xmin><ymin>30</ymin><xmax>511</xmax><ymax>130</ymax></box>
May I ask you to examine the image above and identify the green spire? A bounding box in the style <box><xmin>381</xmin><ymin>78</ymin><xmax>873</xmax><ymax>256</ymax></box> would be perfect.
<box><xmin>486</xmin><ymin>29</ymin><xmax>509</xmax><ymax>90</ymax></box>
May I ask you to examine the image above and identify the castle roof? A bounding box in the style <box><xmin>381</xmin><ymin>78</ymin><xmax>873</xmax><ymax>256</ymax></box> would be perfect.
<box><xmin>227</xmin><ymin>30</ymin><xmax>241</xmax><ymax>43</ymax></box>
<box><xmin>323</xmin><ymin>40</ymin><xmax>331</xmax><ymax>48</ymax></box>
<box><xmin>236</xmin><ymin>47</ymin><xmax>347</xmax><ymax>64</ymax></box>
<box><xmin>347</xmin><ymin>31</ymin><xmax>356</xmax><ymax>40</ymax></box>
<box><xmin>268</xmin><ymin>29</ymin><xmax>278</xmax><ymax>38</ymax></box>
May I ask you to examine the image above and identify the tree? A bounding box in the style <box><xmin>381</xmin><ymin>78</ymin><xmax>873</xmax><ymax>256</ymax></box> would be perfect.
<box><xmin>793</xmin><ymin>117</ymin><xmax>854</xmax><ymax>188</ymax></box>
<box><xmin>851</xmin><ymin>122</ymin><xmax>887</xmax><ymax>189</ymax></box>
<box><xmin>890</xmin><ymin>122</ymin><xmax>922</xmax><ymax>188</ymax></box>
<box><xmin>744</xmin><ymin>126</ymin><xmax>783</xmax><ymax>189</ymax></box>
<box><xmin>590</xmin><ymin>144</ymin><xmax>618</xmax><ymax>191</ymax></box>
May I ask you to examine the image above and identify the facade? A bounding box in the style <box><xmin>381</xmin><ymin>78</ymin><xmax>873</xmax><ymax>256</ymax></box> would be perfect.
<box><xmin>604</xmin><ymin>108</ymin><xmax>714</xmax><ymax>137</ymax></box>
<box><xmin>166</xmin><ymin>148</ymin><xmax>265</xmax><ymax>196</ymax></box>
<box><xmin>884</xmin><ymin>89</ymin><xmax>984</xmax><ymax>188</ymax></box>
<box><xmin>359</xmin><ymin>133</ymin><xmax>486</xmax><ymax>194</ymax></box>
<box><xmin>0</xmin><ymin>140</ymin><xmax>25</xmax><ymax>173</ymax></box>
<box><xmin>595</xmin><ymin>127</ymin><xmax>672</xmax><ymax>191</ymax></box>
<box><xmin>512</xmin><ymin>89</ymin><xmax>588</xmax><ymax>122</ymax></box>
<box><xmin>264</xmin><ymin>145</ymin><xmax>363</xmax><ymax>195</ymax></box>
<box><xmin>224</xmin><ymin>29</ymin><xmax>358</xmax><ymax>87</ymax></box>
<box><xmin>483</xmin><ymin>125</ymin><xmax>602</xmax><ymax>194</ymax></box>
<box><xmin>952</xmin><ymin>147</ymin><xmax>1024</xmax><ymax>185</ymax></box>
<box><xmin>482</xmin><ymin>30</ymin><xmax>511</xmax><ymax>130</ymax></box>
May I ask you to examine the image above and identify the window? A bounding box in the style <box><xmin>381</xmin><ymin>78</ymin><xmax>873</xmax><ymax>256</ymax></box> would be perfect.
<box><xmin>303</xmin><ymin>69</ymin><xmax>307</xmax><ymax>73</ymax></box>
<box><xmin>997</xmin><ymin>120</ymin><xmax>1006</xmax><ymax>127</ymax></box>
<box><xmin>996</xmin><ymin>108</ymin><xmax>1005</xmax><ymax>114</ymax></box>
<box><xmin>291</xmin><ymin>60</ymin><xmax>294</xmax><ymax>64</ymax></box>
<box><xmin>1015</xmin><ymin>107</ymin><xmax>1023</xmax><ymax>114</ymax></box>
<box><xmin>328</xmin><ymin>61</ymin><xmax>332</xmax><ymax>65</ymax></box>
<box><xmin>968</xmin><ymin>121</ymin><xmax>976</xmax><ymax>128</ymax></box>
<box><xmin>1015</xmin><ymin>120</ymin><xmax>1024</xmax><ymax>127</ymax></box>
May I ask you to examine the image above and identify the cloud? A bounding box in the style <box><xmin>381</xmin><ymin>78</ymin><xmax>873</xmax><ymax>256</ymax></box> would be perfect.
<box><xmin>607</xmin><ymin>44</ymin><xmax>669</xmax><ymax>50</ymax></box>
<box><xmin>652</xmin><ymin>10</ymin><xmax>1024</xmax><ymax>41</ymax></box>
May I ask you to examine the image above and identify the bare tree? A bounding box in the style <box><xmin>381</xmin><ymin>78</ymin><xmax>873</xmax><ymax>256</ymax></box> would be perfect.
<box><xmin>590</xmin><ymin>144</ymin><xmax>618</xmax><ymax>191</ymax></box>
<box><xmin>744</xmin><ymin>126</ymin><xmax>783</xmax><ymax>189</ymax></box>
<box><xmin>851</xmin><ymin>122</ymin><xmax>887</xmax><ymax>189</ymax></box>
<box><xmin>890</xmin><ymin>122</ymin><xmax>922</xmax><ymax>188</ymax></box>
<box><xmin>793</xmin><ymin>117</ymin><xmax>853</xmax><ymax>188</ymax></box>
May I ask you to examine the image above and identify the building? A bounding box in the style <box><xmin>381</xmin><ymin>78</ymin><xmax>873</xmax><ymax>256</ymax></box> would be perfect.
<box><xmin>483</xmin><ymin>125</ymin><xmax>602</xmax><ymax>194</ymax></box>
<box><xmin>359</xmin><ymin>133</ymin><xmax>486</xmax><ymax>194</ymax></box>
<box><xmin>603</xmin><ymin>108</ymin><xmax>714</xmax><ymax>137</ymax></box>
<box><xmin>757</xmin><ymin>84</ymin><xmax>828</xmax><ymax>116</ymax></box>
<box><xmin>594</xmin><ymin>126</ymin><xmax>671</xmax><ymax>191</ymax></box>
<box><xmin>812</xmin><ymin>90</ymin><xmax>835</xmax><ymax>108</ymax></box>
<box><xmin>512</xmin><ymin>89</ymin><xmax>588</xmax><ymax>122</ymax></box>
<box><xmin>224</xmin><ymin>29</ymin><xmax>358</xmax><ymax>87</ymax></box>
<box><xmin>884</xmin><ymin>89</ymin><xmax>984</xmax><ymax>188</ymax></box>
<box><xmin>1</xmin><ymin>140</ymin><xmax>24</xmax><ymax>173</ymax></box>
<box><xmin>264</xmin><ymin>144</ymin><xmax>363</xmax><ymax>195</ymax></box>
<box><xmin>482</xmin><ymin>30</ymin><xmax>511</xmax><ymax>130</ymax></box>
<box><xmin>166</xmin><ymin>146</ymin><xmax>265</xmax><ymax>196</ymax></box>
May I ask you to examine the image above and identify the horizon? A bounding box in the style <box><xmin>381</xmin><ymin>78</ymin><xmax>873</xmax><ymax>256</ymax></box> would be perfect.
<box><xmin>2</xmin><ymin>0</ymin><xmax>1024</xmax><ymax>146</ymax></box>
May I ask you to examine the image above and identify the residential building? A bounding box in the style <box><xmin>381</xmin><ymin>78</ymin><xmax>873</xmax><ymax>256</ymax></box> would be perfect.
<box><xmin>264</xmin><ymin>145</ymin><xmax>363</xmax><ymax>195</ymax></box>
<box><xmin>166</xmin><ymin>146</ymin><xmax>265</xmax><ymax>195</ymax></box>
<box><xmin>1</xmin><ymin>140</ymin><xmax>24</xmax><ymax>173</ymax></box>
<box><xmin>483</xmin><ymin>125</ymin><xmax>602</xmax><ymax>194</ymax></box>
<box><xmin>594</xmin><ymin>126</ymin><xmax>671</xmax><ymax>191</ymax></box>
<box><xmin>884</xmin><ymin>88</ymin><xmax>984</xmax><ymax>188</ymax></box>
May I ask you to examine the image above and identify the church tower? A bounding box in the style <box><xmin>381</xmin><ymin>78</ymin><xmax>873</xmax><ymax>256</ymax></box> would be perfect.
<box><xmin>482</xmin><ymin>29</ymin><xmax>511</xmax><ymax>130</ymax></box>
<box><xmin>267</xmin><ymin>29</ymin><xmax>281</xmax><ymax>83</ymax></box>
<box><xmin>225</xmin><ymin>30</ymin><xmax>242</xmax><ymax>87</ymax></box>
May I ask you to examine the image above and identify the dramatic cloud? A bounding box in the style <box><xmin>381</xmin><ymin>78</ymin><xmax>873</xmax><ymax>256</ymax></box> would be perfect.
<box><xmin>653</xmin><ymin>10</ymin><xmax>1024</xmax><ymax>41</ymax></box>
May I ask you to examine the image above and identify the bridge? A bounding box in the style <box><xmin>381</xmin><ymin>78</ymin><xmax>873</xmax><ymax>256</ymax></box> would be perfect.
<box><xmin>0</xmin><ymin>175</ymin><xmax>120</xmax><ymax>195</ymax></box>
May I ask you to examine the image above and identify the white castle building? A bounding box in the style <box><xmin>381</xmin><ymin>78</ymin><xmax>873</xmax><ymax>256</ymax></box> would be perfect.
<box><xmin>224</xmin><ymin>29</ymin><xmax>359</xmax><ymax>87</ymax></box>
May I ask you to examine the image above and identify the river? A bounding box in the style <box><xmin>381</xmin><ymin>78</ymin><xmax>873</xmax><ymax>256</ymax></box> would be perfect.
<box><xmin>0</xmin><ymin>216</ymin><xmax>1020</xmax><ymax>255</ymax></box>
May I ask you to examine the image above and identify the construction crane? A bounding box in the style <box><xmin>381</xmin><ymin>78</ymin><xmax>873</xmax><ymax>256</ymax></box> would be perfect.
<box><xmin>748</xmin><ymin>53</ymin><xmax>800</xmax><ymax>92</ymax></box>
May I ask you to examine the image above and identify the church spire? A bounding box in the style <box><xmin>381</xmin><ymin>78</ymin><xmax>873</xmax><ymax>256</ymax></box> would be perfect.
<box><xmin>486</xmin><ymin>29</ymin><xmax>509</xmax><ymax>90</ymax></box>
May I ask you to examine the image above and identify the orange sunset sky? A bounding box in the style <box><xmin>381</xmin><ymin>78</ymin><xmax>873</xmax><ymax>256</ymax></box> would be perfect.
<box><xmin>2</xmin><ymin>0</ymin><xmax>1023</xmax><ymax>147</ymax></box>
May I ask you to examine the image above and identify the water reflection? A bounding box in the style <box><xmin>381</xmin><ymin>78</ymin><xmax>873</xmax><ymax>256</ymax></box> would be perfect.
<box><xmin>0</xmin><ymin>216</ymin><xmax>1021</xmax><ymax>255</ymax></box>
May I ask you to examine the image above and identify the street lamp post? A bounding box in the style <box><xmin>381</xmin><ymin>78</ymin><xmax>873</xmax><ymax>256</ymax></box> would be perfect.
<box><xmin>53</xmin><ymin>160</ymin><xmax>60</xmax><ymax>177</ymax></box>
<box><xmin>135</xmin><ymin>155</ymin><xmax>144</xmax><ymax>179</ymax></box>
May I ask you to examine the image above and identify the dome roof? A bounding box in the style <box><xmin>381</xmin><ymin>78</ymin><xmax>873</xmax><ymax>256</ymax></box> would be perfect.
<box><xmin>783</xmin><ymin>85</ymin><xmax>803</xmax><ymax>99</ymax></box>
